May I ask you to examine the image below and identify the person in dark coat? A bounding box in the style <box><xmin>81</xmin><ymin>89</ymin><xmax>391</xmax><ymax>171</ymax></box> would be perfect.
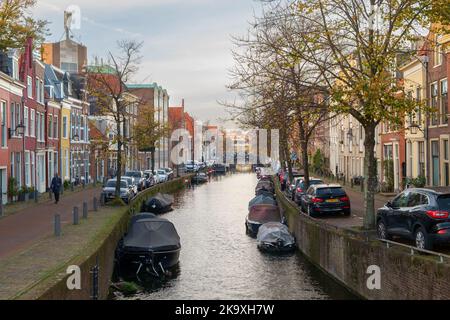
<box><xmin>50</xmin><ymin>173</ymin><xmax>62</xmax><ymax>204</ymax></box>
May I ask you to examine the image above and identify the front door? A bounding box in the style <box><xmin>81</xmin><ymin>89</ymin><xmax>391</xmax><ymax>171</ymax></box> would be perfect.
<box><xmin>432</xmin><ymin>141</ymin><xmax>440</xmax><ymax>186</ymax></box>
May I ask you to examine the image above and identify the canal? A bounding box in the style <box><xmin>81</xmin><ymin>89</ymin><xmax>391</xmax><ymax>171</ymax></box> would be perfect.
<box><xmin>118</xmin><ymin>173</ymin><xmax>357</xmax><ymax>300</ymax></box>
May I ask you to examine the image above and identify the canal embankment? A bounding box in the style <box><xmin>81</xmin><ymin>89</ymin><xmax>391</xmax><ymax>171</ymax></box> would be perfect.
<box><xmin>0</xmin><ymin>176</ymin><xmax>191</xmax><ymax>300</ymax></box>
<box><xmin>276</xmin><ymin>180</ymin><xmax>450</xmax><ymax>300</ymax></box>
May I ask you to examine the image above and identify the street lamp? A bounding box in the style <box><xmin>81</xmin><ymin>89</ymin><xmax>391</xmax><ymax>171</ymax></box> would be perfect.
<box><xmin>406</xmin><ymin>123</ymin><xmax>424</xmax><ymax>135</ymax></box>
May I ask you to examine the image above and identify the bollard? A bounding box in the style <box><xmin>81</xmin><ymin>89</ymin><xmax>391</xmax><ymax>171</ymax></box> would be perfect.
<box><xmin>361</xmin><ymin>178</ymin><xmax>365</xmax><ymax>192</ymax></box>
<box><xmin>100</xmin><ymin>193</ymin><xmax>105</xmax><ymax>206</ymax></box>
<box><xmin>34</xmin><ymin>190</ymin><xmax>38</xmax><ymax>203</ymax></box>
<box><xmin>83</xmin><ymin>202</ymin><xmax>88</xmax><ymax>219</ymax></box>
<box><xmin>54</xmin><ymin>214</ymin><xmax>61</xmax><ymax>237</ymax></box>
<box><xmin>93</xmin><ymin>197</ymin><xmax>98</xmax><ymax>212</ymax></box>
<box><xmin>71</xmin><ymin>182</ymin><xmax>74</xmax><ymax>192</ymax></box>
<box><xmin>73</xmin><ymin>207</ymin><xmax>79</xmax><ymax>225</ymax></box>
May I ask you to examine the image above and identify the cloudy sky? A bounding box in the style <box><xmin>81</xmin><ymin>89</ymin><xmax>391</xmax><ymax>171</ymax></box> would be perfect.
<box><xmin>32</xmin><ymin>0</ymin><xmax>259</xmax><ymax>125</ymax></box>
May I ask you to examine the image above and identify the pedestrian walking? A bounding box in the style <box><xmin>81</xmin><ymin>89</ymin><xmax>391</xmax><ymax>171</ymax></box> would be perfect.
<box><xmin>50</xmin><ymin>173</ymin><xmax>62</xmax><ymax>204</ymax></box>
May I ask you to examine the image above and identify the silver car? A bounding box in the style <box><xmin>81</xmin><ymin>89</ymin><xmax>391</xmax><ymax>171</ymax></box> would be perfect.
<box><xmin>102</xmin><ymin>179</ymin><xmax>134</xmax><ymax>204</ymax></box>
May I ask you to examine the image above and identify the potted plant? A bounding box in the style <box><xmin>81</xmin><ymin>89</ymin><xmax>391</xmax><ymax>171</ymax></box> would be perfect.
<box><xmin>28</xmin><ymin>186</ymin><xmax>36</xmax><ymax>199</ymax></box>
<box><xmin>7</xmin><ymin>177</ymin><xmax>18</xmax><ymax>202</ymax></box>
<box><xmin>18</xmin><ymin>186</ymin><xmax>30</xmax><ymax>202</ymax></box>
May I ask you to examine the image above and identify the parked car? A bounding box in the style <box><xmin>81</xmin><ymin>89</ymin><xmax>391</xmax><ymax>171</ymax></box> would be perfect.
<box><xmin>102</xmin><ymin>179</ymin><xmax>135</xmax><ymax>204</ymax></box>
<box><xmin>287</xmin><ymin>176</ymin><xmax>303</xmax><ymax>198</ymax></box>
<box><xmin>185</xmin><ymin>160</ymin><xmax>200</xmax><ymax>172</ymax></box>
<box><xmin>157</xmin><ymin>169</ymin><xmax>169</xmax><ymax>183</ymax></box>
<box><xmin>161</xmin><ymin>167</ymin><xmax>174</xmax><ymax>180</ymax></box>
<box><xmin>143</xmin><ymin>171</ymin><xmax>156</xmax><ymax>188</ymax></box>
<box><xmin>121</xmin><ymin>176</ymin><xmax>138</xmax><ymax>195</ymax></box>
<box><xmin>376</xmin><ymin>188</ymin><xmax>450</xmax><ymax>250</ymax></box>
<box><xmin>300</xmin><ymin>184</ymin><xmax>351</xmax><ymax>217</ymax></box>
<box><xmin>293</xmin><ymin>178</ymin><xmax>324</xmax><ymax>203</ymax></box>
<box><xmin>124</xmin><ymin>171</ymin><xmax>146</xmax><ymax>191</ymax></box>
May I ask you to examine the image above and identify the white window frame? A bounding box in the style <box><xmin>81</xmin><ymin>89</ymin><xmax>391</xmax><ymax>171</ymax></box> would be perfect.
<box><xmin>27</xmin><ymin>76</ymin><xmax>33</xmax><ymax>98</ymax></box>
<box><xmin>30</xmin><ymin>109</ymin><xmax>35</xmax><ymax>137</ymax></box>
<box><xmin>0</xmin><ymin>101</ymin><xmax>6</xmax><ymax>148</ymax></box>
<box><xmin>24</xmin><ymin>106</ymin><xmax>29</xmax><ymax>136</ymax></box>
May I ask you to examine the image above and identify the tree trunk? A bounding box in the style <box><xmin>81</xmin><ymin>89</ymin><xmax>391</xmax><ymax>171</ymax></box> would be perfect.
<box><xmin>151</xmin><ymin>148</ymin><xmax>156</xmax><ymax>173</ymax></box>
<box><xmin>115</xmin><ymin>120</ymin><xmax>122</xmax><ymax>198</ymax></box>
<box><xmin>363</xmin><ymin>123</ymin><xmax>377</xmax><ymax>230</ymax></box>
<box><xmin>300</xmin><ymin>139</ymin><xmax>310</xmax><ymax>187</ymax></box>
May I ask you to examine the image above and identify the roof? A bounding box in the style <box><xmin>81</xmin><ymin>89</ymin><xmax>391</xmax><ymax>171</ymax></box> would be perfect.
<box><xmin>314</xmin><ymin>184</ymin><xmax>343</xmax><ymax>189</ymax></box>
<box><xmin>127</xmin><ymin>83</ymin><xmax>168</xmax><ymax>94</ymax></box>
<box><xmin>86</xmin><ymin>65</ymin><xmax>117</xmax><ymax>75</ymax></box>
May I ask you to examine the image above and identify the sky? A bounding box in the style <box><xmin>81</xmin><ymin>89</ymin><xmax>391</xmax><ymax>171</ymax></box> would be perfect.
<box><xmin>31</xmin><ymin>0</ymin><xmax>260</xmax><ymax>125</ymax></box>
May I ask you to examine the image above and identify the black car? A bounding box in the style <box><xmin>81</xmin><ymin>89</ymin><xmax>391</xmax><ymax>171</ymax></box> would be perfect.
<box><xmin>376</xmin><ymin>188</ymin><xmax>450</xmax><ymax>250</ymax></box>
<box><xmin>300</xmin><ymin>184</ymin><xmax>351</xmax><ymax>217</ymax></box>
<box><xmin>293</xmin><ymin>178</ymin><xmax>324</xmax><ymax>203</ymax></box>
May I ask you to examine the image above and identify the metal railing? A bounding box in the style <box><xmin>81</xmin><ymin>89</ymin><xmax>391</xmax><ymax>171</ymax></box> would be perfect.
<box><xmin>379</xmin><ymin>239</ymin><xmax>450</xmax><ymax>264</ymax></box>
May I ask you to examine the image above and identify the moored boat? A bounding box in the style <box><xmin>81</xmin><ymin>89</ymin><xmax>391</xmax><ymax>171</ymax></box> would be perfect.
<box><xmin>245</xmin><ymin>204</ymin><xmax>282</xmax><ymax>237</ymax></box>
<box><xmin>248</xmin><ymin>194</ymin><xmax>277</xmax><ymax>210</ymax></box>
<box><xmin>142</xmin><ymin>193</ymin><xmax>174</xmax><ymax>214</ymax></box>
<box><xmin>116</xmin><ymin>216</ymin><xmax>181</xmax><ymax>278</ymax></box>
<box><xmin>257</xmin><ymin>222</ymin><xmax>296</xmax><ymax>253</ymax></box>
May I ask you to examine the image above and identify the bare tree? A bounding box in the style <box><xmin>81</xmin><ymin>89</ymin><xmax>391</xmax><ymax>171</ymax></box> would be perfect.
<box><xmin>86</xmin><ymin>40</ymin><xmax>143</xmax><ymax>199</ymax></box>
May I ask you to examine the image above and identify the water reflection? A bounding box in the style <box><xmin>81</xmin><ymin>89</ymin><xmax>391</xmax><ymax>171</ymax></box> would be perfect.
<box><xmin>119</xmin><ymin>173</ymin><xmax>357</xmax><ymax>300</ymax></box>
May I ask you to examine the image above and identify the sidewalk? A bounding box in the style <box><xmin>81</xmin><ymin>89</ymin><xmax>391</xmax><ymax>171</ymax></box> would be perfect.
<box><xmin>0</xmin><ymin>186</ymin><xmax>102</xmax><ymax>261</ymax></box>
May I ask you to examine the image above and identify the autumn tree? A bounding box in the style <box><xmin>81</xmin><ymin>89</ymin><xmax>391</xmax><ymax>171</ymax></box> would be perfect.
<box><xmin>86</xmin><ymin>40</ymin><xmax>143</xmax><ymax>198</ymax></box>
<box><xmin>227</xmin><ymin>7</ymin><xmax>333</xmax><ymax>186</ymax></box>
<box><xmin>133</xmin><ymin>105</ymin><xmax>170</xmax><ymax>173</ymax></box>
<box><xmin>0</xmin><ymin>0</ymin><xmax>48</xmax><ymax>52</ymax></box>
<box><xmin>268</xmin><ymin>0</ymin><xmax>450</xmax><ymax>229</ymax></box>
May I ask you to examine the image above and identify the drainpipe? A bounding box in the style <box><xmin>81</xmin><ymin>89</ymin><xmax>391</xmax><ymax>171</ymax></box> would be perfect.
<box><xmin>424</xmin><ymin>58</ymin><xmax>430</xmax><ymax>186</ymax></box>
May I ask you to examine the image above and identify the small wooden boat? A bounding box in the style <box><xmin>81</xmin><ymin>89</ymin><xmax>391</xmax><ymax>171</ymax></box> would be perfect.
<box><xmin>245</xmin><ymin>204</ymin><xmax>282</xmax><ymax>238</ymax></box>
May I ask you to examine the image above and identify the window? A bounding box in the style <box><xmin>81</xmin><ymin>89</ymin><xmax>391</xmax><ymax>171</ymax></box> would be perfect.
<box><xmin>63</xmin><ymin>116</ymin><xmax>67</xmax><ymax>138</ymax></box>
<box><xmin>36</xmin><ymin>112</ymin><xmax>40</xmax><ymax>141</ymax></box>
<box><xmin>435</xmin><ymin>36</ymin><xmax>443</xmax><ymax>66</ymax></box>
<box><xmin>25</xmin><ymin>151</ymin><xmax>30</xmax><ymax>187</ymax></box>
<box><xmin>418</xmin><ymin>141</ymin><xmax>425</xmax><ymax>177</ymax></box>
<box><xmin>392</xmin><ymin>192</ymin><xmax>410</xmax><ymax>208</ymax></box>
<box><xmin>40</xmin><ymin>113</ymin><xmax>44</xmax><ymax>141</ymax></box>
<box><xmin>54</xmin><ymin>151</ymin><xmax>58</xmax><ymax>176</ymax></box>
<box><xmin>48</xmin><ymin>115</ymin><xmax>53</xmax><ymax>139</ymax></box>
<box><xmin>27</xmin><ymin>76</ymin><xmax>33</xmax><ymax>98</ymax></box>
<box><xmin>442</xmin><ymin>79</ymin><xmax>448</xmax><ymax>125</ymax></box>
<box><xmin>30</xmin><ymin>109</ymin><xmax>35</xmax><ymax>137</ymax></box>
<box><xmin>35</xmin><ymin>79</ymin><xmax>40</xmax><ymax>103</ymax></box>
<box><xmin>40</xmin><ymin>80</ymin><xmax>44</xmax><ymax>104</ymax></box>
<box><xmin>431</xmin><ymin>82</ymin><xmax>439</xmax><ymax>125</ymax></box>
<box><xmin>1</xmin><ymin>101</ymin><xmax>6</xmax><ymax>147</ymax></box>
<box><xmin>24</xmin><ymin>106</ymin><xmax>29</xmax><ymax>136</ymax></box>
<box><xmin>54</xmin><ymin>115</ymin><xmax>58</xmax><ymax>139</ymax></box>
<box><xmin>10</xmin><ymin>102</ymin><xmax>15</xmax><ymax>136</ymax></box>
<box><xmin>31</xmin><ymin>151</ymin><xmax>35</xmax><ymax>186</ymax></box>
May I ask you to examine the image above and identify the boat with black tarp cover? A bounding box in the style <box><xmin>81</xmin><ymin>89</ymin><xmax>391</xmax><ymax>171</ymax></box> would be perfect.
<box><xmin>116</xmin><ymin>215</ymin><xmax>181</xmax><ymax>277</ymax></box>
<box><xmin>142</xmin><ymin>193</ymin><xmax>174</xmax><ymax>214</ymax></box>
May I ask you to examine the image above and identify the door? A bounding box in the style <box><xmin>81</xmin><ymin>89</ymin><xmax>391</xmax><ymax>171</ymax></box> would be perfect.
<box><xmin>0</xmin><ymin>168</ymin><xmax>6</xmax><ymax>205</ymax></box>
<box><xmin>388</xmin><ymin>191</ymin><xmax>410</xmax><ymax>234</ymax></box>
<box><xmin>432</xmin><ymin>141</ymin><xmax>440</xmax><ymax>186</ymax></box>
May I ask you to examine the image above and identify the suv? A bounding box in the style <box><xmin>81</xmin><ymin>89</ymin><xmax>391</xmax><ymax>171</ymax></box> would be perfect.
<box><xmin>377</xmin><ymin>188</ymin><xmax>450</xmax><ymax>250</ymax></box>
<box><xmin>294</xmin><ymin>178</ymin><xmax>324</xmax><ymax>204</ymax></box>
<box><xmin>300</xmin><ymin>184</ymin><xmax>350</xmax><ymax>217</ymax></box>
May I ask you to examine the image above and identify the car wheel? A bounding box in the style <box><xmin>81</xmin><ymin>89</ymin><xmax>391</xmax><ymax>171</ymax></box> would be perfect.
<box><xmin>377</xmin><ymin>219</ymin><xmax>391</xmax><ymax>240</ymax></box>
<box><xmin>307</xmin><ymin>205</ymin><xmax>314</xmax><ymax>217</ymax></box>
<box><xmin>415</xmin><ymin>227</ymin><xmax>433</xmax><ymax>251</ymax></box>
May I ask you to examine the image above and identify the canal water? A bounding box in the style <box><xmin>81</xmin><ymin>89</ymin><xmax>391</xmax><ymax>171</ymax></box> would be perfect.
<box><xmin>119</xmin><ymin>173</ymin><xmax>357</xmax><ymax>300</ymax></box>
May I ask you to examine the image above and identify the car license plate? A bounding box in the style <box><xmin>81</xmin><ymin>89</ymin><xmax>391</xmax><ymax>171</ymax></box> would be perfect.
<box><xmin>327</xmin><ymin>199</ymin><xmax>339</xmax><ymax>203</ymax></box>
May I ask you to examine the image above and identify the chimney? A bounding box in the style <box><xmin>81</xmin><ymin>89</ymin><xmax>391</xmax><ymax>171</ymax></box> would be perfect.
<box><xmin>182</xmin><ymin>98</ymin><xmax>185</xmax><ymax>108</ymax></box>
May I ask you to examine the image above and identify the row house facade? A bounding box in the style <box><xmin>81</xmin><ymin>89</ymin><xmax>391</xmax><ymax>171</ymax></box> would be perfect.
<box><xmin>326</xmin><ymin>27</ymin><xmax>449</xmax><ymax>191</ymax></box>
<box><xmin>127</xmin><ymin>83</ymin><xmax>170</xmax><ymax>170</ymax></box>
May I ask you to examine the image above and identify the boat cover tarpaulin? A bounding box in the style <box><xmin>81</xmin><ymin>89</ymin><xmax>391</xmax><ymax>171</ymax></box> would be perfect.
<box><xmin>255</xmin><ymin>181</ymin><xmax>274</xmax><ymax>193</ymax></box>
<box><xmin>248</xmin><ymin>194</ymin><xmax>277</xmax><ymax>209</ymax></box>
<box><xmin>257</xmin><ymin>222</ymin><xmax>295</xmax><ymax>246</ymax></box>
<box><xmin>124</xmin><ymin>218</ymin><xmax>181</xmax><ymax>252</ymax></box>
<box><xmin>129</xmin><ymin>213</ymin><xmax>156</xmax><ymax>227</ymax></box>
<box><xmin>248</xmin><ymin>204</ymin><xmax>281</xmax><ymax>223</ymax></box>
<box><xmin>145</xmin><ymin>193</ymin><xmax>174</xmax><ymax>212</ymax></box>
